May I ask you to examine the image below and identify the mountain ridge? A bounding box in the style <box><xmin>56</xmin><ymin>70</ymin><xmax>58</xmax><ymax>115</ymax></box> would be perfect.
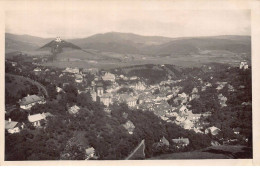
<box><xmin>5</xmin><ymin>32</ymin><xmax>251</xmax><ymax>56</ymax></box>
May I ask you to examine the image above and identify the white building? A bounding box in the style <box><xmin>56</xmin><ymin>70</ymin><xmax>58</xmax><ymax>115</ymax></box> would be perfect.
<box><xmin>205</xmin><ymin>126</ymin><xmax>221</xmax><ymax>135</ymax></box>
<box><xmin>126</xmin><ymin>97</ymin><xmax>137</xmax><ymax>107</ymax></box>
<box><xmin>5</xmin><ymin>119</ymin><xmax>20</xmax><ymax>134</ymax></box>
<box><xmin>133</xmin><ymin>82</ymin><xmax>146</xmax><ymax>91</ymax></box>
<box><xmin>28</xmin><ymin>113</ymin><xmax>47</xmax><ymax>127</ymax></box>
<box><xmin>63</xmin><ymin>67</ymin><xmax>80</xmax><ymax>74</ymax></box>
<box><xmin>97</xmin><ymin>87</ymin><xmax>104</xmax><ymax>97</ymax></box>
<box><xmin>102</xmin><ymin>72</ymin><xmax>116</xmax><ymax>82</ymax></box>
<box><xmin>68</xmin><ymin>105</ymin><xmax>80</xmax><ymax>115</ymax></box>
<box><xmin>100</xmin><ymin>94</ymin><xmax>112</xmax><ymax>107</ymax></box>
<box><xmin>240</xmin><ymin>61</ymin><xmax>249</xmax><ymax>70</ymax></box>
<box><xmin>33</xmin><ymin>67</ymin><xmax>41</xmax><ymax>72</ymax></box>
<box><xmin>85</xmin><ymin>147</ymin><xmax>96</xmax><ymax>160</ymax></box>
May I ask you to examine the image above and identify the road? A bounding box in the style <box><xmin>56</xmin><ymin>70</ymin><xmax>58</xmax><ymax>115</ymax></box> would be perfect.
<box><xmin>6</xmin><ymin>73</ymin><xmax>49</xmax><ymax>98</ymax></box>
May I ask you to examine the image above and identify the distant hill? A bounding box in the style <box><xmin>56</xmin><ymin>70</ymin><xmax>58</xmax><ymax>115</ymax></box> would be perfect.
<box><xmin>5</xmin><ymin>32</ymin><xmax>251</xmax><ymax>58</ymax></box>
<box><xmin>69</xmin><ymin>32</ymin><xmax>173</xmax><ymax>54</ymax></box>
<box><xmin>144</xmin><ymin>37</ymin><xmax>251</xmax><ymax>56</ymax></box>
<box><xmin>5</xmin><ymin>33</ymin><xmax>52</xmax><ymax>53</ymax></box>
<box><xmin>69</xmin><ymin>32</ymin><xmax>250</xmax><ymax>56</ymax></box>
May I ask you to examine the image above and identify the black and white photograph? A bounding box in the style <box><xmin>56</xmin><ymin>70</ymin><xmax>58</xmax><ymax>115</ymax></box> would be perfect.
<box><xmin>2</xmin><ymin>0</ymin><xmax>258</xmax><ymax>164</ymax></box>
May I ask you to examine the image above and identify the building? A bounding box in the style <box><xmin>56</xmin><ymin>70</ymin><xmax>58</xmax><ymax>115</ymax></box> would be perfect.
<box><xmin>130</xmin><ymin>76</ymin><xmax>138</xmax><ymax>80</ymax></box>
<box><xmin>75</xmin><ymin>77</ymin><xmax>83</xmax><ymax>83</ymax></box>
<box><xmin>85</xmin><ymin>147</ymin><xmax>97</xmax><ymax>160</ymax></box>
<box><xmin>133</xmin><ymin>81</ymin><xmax>146</xmax><ymax>91</ymax></box>
<box><xmin>5</xmin><ymin>119</ymin><xmax>21</xmax><ymax>134</ymax></box>
<box><xmin>159</xmin><ymin>136</ymin><xmax>170</xmax><ymax>146</ymax></box>
<box><xmin>28</xmin><ymin>113</ymin><xmax>47</xmax><ymax>127</ymax></box>
<box><xmin>102</xmin><ymin>72</ymin><xmax>116</xmax><ymax>82</ymax></box>
<box><xmin>119</xmin><ymin>94</ymin><xmax>137</xmax><ymax>108</ymax></box>
<box><xmin>19</xmin><ymin>95</ymin><xmax>46</xmax><ymax>110</ymax></box>
<box><xmin>33</xmin><ymin>67</ymin><xmax>42</xmax><ymax>75</ymax></box>
<box><xmin>33</xmin><ymin>67</ymin><xmax>41</xmax><ymax>72</ymax></box>
<box><xmin>182</xmin><ymin>119</ymin><xmax>194</xmax><ymax>130</ymax></box>
<box><xmin>240</xmin><ymin>61</ymin><xmax>249</xmax><ymax>70</ymax></box>
<box><xmin>172</xmin><ymin>138</ymin><xmax>190</xmax><ymax>147</ymax></box>
<box><xmin>233</xmin><ymin>128</ymin><xmax>240</xmax><ymax>135</ymax></box>
<box><xmin>56</xmin><ymin>86</ymin><xmax>63</xmax><ymax>93</ymax></box>
<box><xmin>179</xmin><ymin>105</ymin><xmax>192</xmax><ymax>116</ymax></box>
<box><xmin>11</xmin><ymin>62</ymin><xmax>17</xmax><ymax>67</ymax></box>
<box><xmin>218</xmin><ymin>93</ymin><xmax>227</xmax><ymax>107</ymax></box>
<box><xmin>68</xmin><ymin>105</ymin><xmax>80</xmax><ymax>115</ymax></box>
<box><xmin>123</xmin><ymin>120</ymin><xmax>135</xmax><ymax>134</ymax></box>
<box><xmin>97</xmin><ymin>87</ymin><xmax>104</xmax><ymax>97</ymax></box>
<box><xmin>126</xmin><ymin>97</ymin><xmax>137</xmax><ymax>107</ymax></box>
<box><xmin>63</xmin><ymin>67</ymin><xmax>80</xmax><ymax>74</ymax></box>
<box><xmin>205</xmin><ymin>126</ymin><xmax>221</xmax><ymax>135</ymax></box>
<box><xmin>100</xmin><ymin>93</ymin><xmax>112</xmax><ymax>107</ymax></box>
<box><xmin>82</xmin><ymin>68</ymin><xmax>99</xmax><ymax>75</ymax></box>
<box><xmin>90</xmin><ymin>90</ymin><xmax>97</xmax><ymax>102</ymax></box>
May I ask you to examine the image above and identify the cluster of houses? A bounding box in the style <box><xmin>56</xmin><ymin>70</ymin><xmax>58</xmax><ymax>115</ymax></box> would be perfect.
<box><xmin>5</xmin><ymin>112</ymin><xmax>53</xmax><ymax>134</ymax></box>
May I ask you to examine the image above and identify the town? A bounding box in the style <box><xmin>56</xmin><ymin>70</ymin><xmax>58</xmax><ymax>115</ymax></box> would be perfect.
<box><xmin>5</xmin><ymin>48</ymin><xmax>252</xmax><ymax>160</ymax></box>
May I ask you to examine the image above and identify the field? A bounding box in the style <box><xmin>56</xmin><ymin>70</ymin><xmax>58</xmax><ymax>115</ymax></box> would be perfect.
<box><xmin>36</xmin><ymin>46</ymin><xmax>247</xmax><ymax>70</ymax></box>
<box><xmin>148</xmin><ymin>145</ymin><xmax>252</xmax><ymax>159</ymax></box>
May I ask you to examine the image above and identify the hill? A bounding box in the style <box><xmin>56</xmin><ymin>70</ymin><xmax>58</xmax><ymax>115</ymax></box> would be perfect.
<box><xmin>144</xmin><ymin>37</ymin><xmax>251</xmax><ymax>56</ymax></box>
<box><xmin>5</xmin><ymin>33</ymin><xmax>52</xmax><ymax>53</ymax></box>
<box><xmin>5</xmin><ymin>32</ymin><xmax>251</xmax><ymax>66</ymax></box>
<box><xmin>40</xmin><ymin>39</ymin><xmax>81</xmax><ymax>51</ymax></box>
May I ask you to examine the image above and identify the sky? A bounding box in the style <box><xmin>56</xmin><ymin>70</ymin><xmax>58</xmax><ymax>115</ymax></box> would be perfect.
<box><xmin>5</xmin><ymin>9</ymin><xmax>251</xmax><ymax>39</ymax></box>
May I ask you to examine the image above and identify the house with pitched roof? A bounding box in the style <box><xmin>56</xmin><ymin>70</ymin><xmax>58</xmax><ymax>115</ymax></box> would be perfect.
<box><xmin>68</xmin><ymin>105</ymin><xmax>80</xmax><ymax>115</ymax></box>
<box><xmin>28</xmin><ymin>113</ymin><xmax>46</xmax><ymax>127</ymax></box>
<box><xmin>28</xmin><ymin>112</ymin><xmax>53</xmax><ymax>127</ymax></box>
<box><xmin>205</xmin><ymin>126</ymin><xmax>221</xmax><ymax>135</ymax></box>
<box><xmin>5</xmin><ymin>119</ymin><xmax>21</xmax><ymax>134</ymax></box>
<box><xmin>19</xmin><ymin>94</ymin><xmax>46</xmax><ymax>110</ymax></box>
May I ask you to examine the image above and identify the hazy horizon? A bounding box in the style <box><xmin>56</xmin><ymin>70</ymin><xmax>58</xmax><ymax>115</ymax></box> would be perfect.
<box><xmin>6</xmin><ymin>10</ymin><xmax>250</xmax><ymax>39</ymax></box>
<box><xmin>5</xmin><ymin>31</ymin><xmax>252</xmax><ymax>40</ymax></box>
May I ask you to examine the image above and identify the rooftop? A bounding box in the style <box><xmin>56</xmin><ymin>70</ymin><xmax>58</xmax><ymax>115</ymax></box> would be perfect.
<box><xmin>19</xmin><ymin>95</ymin><xmax>44</xmax><ymax>106</ymax></box>
<box><xmin>5</xmin><ymin>120</ymin><xmax>19</xmax><ymax>129</ymax></box>
<box><xmin>28</xmin><ymin>113</ymin><xmax>46</xmax><ymax>122</ymax></box>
